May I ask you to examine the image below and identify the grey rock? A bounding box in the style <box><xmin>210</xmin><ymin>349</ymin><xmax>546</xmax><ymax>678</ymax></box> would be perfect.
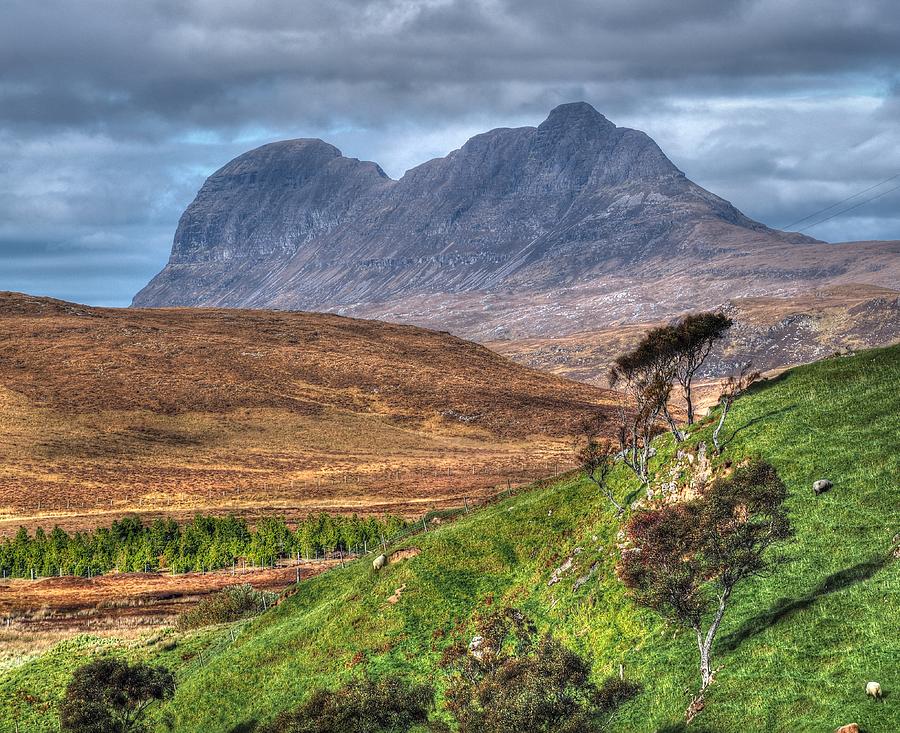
<box><xmin>468</xmin><ymin>635</ymin><xmax>486</xmax><ymax>660</ymax></box>
<box><xmin>133</xmin><ymin>102</ymin><xmax>817</xmax><ymax>312</ymax></box>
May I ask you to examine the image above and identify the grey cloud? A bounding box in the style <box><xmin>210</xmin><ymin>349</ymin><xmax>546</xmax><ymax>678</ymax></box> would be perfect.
<box><xmin>0</xmin><ymin>0</ymin><xmax>898</xmax><ymax>305</ymax></box>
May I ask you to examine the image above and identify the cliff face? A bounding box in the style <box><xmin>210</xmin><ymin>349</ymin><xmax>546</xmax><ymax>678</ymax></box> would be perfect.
<box><xmin>133</xmin><ymin>102</ymin><xmax>897</xmax><ymax>338</ymax></box>
<box><xmin>169</xmin><ymin>139</ymin><xmax>391</xmax><ymax>265</ymax></box>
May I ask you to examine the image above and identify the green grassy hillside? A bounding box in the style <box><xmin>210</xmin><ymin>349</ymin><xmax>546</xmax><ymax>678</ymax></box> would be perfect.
<box><xmin>2</xmin><ymin>345</ymin><xmax>898</xmax><ymax>732</ymax></box>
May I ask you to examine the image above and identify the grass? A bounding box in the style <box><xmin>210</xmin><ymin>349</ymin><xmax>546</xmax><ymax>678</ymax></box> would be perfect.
<box><xmin>1</xmin><ymin>345</ymin><xmax>898</xmax><ymax>731</ymax></box>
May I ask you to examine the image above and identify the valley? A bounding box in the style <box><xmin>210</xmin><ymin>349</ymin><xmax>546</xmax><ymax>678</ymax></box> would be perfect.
<box><xmin>3</xmin><ymin>344</ymin><xmax>897</xmax><ymax>732</ymax></box>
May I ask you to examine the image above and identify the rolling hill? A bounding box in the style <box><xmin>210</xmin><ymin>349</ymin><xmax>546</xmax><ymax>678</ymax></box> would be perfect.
<box><xmin>0</xmin><ymin>292</ymin><xmax>614</xmax><ymax>535</ymax></box>
<box><xmin>2</xmin><ymin>344</ymin><xmax>897</xmax><ymax>732</ymax></box>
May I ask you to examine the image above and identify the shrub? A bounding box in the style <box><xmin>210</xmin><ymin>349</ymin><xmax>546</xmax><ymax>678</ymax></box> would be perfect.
<box><xmin>442</xmin><ymin>607</ymin><xmax>641</xmax><ymax>733</ymax></box>
<box><xmin>260</xmin><ymin>675</ymin><xmax>435</xmax><ymax>733</ymax></box>
<box><xmin>59</xmin><ymin>658</ymin><xmax>174</xmax><ymax>733</ymax></box>
<box><xmin>594</xmin><ymin>676</ymin><xmax>642</xmax><ymax>713</ymax></box>
<box><xmin>618</xmin><ymin>459</ymin><xmax>791</xmax><ymax>694</ymax></box>
<box><xmin>176</xmin><ymin>583</ymin><xmax>278</xmax><ymax>630</ymax></box>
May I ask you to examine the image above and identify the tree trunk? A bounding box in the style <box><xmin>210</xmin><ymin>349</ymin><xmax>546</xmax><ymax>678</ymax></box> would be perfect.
<box><xmin>696</xmin><ymin>628</ymin><xmax>712</xmax><ymax>690</ymax></box>
<box><xmin>712</xmin><ymin>398</ymin><xmax>730</xmax><ymax>452</ymax></box>
<box><xmin>697</xmin><ymin>588</ymin><xmax>731</xmax><ymax>692</ymax></box>
<box><xmin>685</xmin><ymin>382</ymin><xmax>694</xmax><ymax>425</ymax></box>
<box><xmin>662</xmin><ymin>403</ymin><xmax>684</xmax><ymax>442</ymax></box>
<box><xmin>603</xmin><ymin>487</ymin><xmax>625</xmax><ymax>515</ymax></box>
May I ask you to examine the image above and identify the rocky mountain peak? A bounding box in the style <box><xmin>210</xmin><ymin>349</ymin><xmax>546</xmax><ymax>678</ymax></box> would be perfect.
<box><xmin>539</xmin><ymin>101</ymin><xmax>615</xmax><ymax>134</ymax></box>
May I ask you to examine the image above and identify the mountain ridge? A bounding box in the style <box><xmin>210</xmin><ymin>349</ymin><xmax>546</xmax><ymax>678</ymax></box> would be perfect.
<box><xmin>135</xmin><ymin>101</ymin><xmax>889</xmax><ymax>323</ymax></box>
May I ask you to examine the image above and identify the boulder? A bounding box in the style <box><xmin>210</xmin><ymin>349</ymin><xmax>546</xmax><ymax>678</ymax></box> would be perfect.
<box><xmin>468</xmin><ymin>635</ymin><xmax>486</xmax><ymax>660</ymax></box>
<box><xmin>813</xmin><ymin>479</ymin><xmax>833</xmax><ymax>495</ymax></box>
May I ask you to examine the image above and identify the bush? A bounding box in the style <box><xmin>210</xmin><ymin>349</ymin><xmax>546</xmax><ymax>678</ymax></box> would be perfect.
<box><xmin>260</xmin><ymin>675</ymin><xmax>435</xmax><ymax>733</ymax></box>
<box><xmin>59</xmin><ymin>658</ymin><xmax>175</xmax><ymax>733</ymax></box>
<box><xmin>176</xmin><ymin>583</ymin><xmax>278</xmax><ymax>630</ymax></box>
<box><xmin>442</xmin><ymin>607</ymin><xmax>641</xmax><ymax>733</ymax></box>
<box><xmin>594</xmin><ymin>676</ymin><xmax>642</xmax><ymax>713</ymax></box>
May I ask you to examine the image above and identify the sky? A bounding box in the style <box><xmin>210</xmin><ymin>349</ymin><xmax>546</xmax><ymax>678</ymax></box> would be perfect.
<box><xmin>1</xmin><ymin>0</ymin><xmax>898</xmax><ymax>306</ymax></box>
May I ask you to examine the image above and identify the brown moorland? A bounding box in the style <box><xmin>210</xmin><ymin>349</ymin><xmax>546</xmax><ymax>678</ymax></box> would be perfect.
<box><xmin>0</xmin><ymin>292</ymin><xmax>616</xmax><ymax>536</ymax></box>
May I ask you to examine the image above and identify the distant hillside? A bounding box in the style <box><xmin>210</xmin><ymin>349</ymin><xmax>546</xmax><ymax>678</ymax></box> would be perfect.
<box><xmin>133</xmin><ymin>102</ymin><xmax>898</xmax><ymax>345</ymax></box>
<box><xmin>3</xmin><ymin>346</ymin><xmax>897</xmax><ymax>732</ymax></box>
<box><xmin>0</xmin><ymin>292</ymin><xmax>614</xmax><ymax>534</ymax></box>
<box><xmin>490</xmin><ymin>284</ymin><xmax>900</xmax><ymax>387</ymax></box>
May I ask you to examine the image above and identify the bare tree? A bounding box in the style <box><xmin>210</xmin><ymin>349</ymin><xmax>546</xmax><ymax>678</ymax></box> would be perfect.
<box><xmin>609</xmin><ymin>364</ymin><xmax>669</xmax><ymax>482</ymax></box>
<box><xmin>712</xmin><ymin>363</ymin><xmax>759</xmax><ymax>453</ymax></box>
<box><xmin>575</xmin><ymin>432</ymin><xmax>624</xmax><ymax>514</ymax></box>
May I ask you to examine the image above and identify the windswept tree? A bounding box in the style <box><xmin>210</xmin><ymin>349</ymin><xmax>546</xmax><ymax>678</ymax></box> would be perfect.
<box><xmin>618</xmin><ymin>460</ymin><xmax>790</xmax><ymax>698</ymax></box>
<box><xmin>60</xmin><ymin>658</ymin><xmax>175</xmax><ymax>733</ymax></box>
<box><xmin>575</xmin><ymin>430</ymin><xmax>624</xmax><ymax>514</ymax></box>
<box><xmin>610</xmin><ymin>312</ymin><xmax>733</xmax><ymax>453</ymax></box>
<box><xmin>671</xmin><ymin>312</ymin><xmax>733</xmax><ymax>425</ymax></box>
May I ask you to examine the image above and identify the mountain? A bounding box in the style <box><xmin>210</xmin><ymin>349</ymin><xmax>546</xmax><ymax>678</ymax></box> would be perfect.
<box><xmin>0</xmin><ymin>292</ymin><xmax>613</xmax><ymax>535</ymax></box>
<box><xmin>133</xmin><ymin>102</ymin><xmax>900</xmax><ymax>339</ymax></box>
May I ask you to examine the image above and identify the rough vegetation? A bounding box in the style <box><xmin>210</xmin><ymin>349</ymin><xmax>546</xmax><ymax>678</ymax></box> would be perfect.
<box><xmin>258</xmin><ymin>676</ymin><xmax>436</xmax><ymax>733</ymax></box>
<box><xmin>0</xmin><ymin>292</ymin><xmax>612</xmax><ymax>535</ymax></box>
<box><xmin>176</xmin><ymin>584</ymin><xmax>280</xmax><ymax>631</ymax></box>
<box><xmin>59</xmin><ymin>658</ymin><xmax>174</xmax><ymax>733</ymax></box>
<box><xmin>441</xmin><ymin>606</ymin><xmax>639</xmax><ymax>732</ymax></box>
<box><xmin>0</xmin><ymin>345</ymin><xmax>897</xmax><ymax>732</ymax></box>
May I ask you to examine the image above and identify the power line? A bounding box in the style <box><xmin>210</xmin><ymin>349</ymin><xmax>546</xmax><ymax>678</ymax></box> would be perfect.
<box><xmin>780</xmin><ymin>172</ymin><xmax>900</xmax><ymax>230</ymax></box>
<box><xmin>796</xmin><ymin>181</ymin><xmax>900</xmax><ymax>232</ymax></box>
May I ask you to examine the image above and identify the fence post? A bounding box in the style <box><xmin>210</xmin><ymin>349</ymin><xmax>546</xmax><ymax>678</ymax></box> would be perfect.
<box><xmin>422</xmin><ymin>518</ymin><xmax>428</xmax><ymax>533</ymax></box>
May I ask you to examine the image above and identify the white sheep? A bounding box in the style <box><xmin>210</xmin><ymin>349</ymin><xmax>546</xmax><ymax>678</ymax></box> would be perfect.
<box><xmin>865</xmin><ymin>681</ymin><xmax>882</xmax><ymax>699</ymax></box>
<box><xmin>372</xmin><ymin>554</ymin><xmax>387</xmax><ymax>571</ymax></box>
